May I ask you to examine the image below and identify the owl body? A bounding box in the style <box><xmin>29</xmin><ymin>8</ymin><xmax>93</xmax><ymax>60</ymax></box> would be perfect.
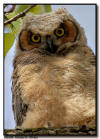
<box><xmin>12</xmin><ymin>8</ymin><xmax>95</xmax><ymax>129</ymax></box>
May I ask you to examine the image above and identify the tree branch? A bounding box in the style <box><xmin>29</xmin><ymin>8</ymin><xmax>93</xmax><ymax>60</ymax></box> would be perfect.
<box><xmin>4</xmin><ymin>126</ymin><xmax>96</xmax><ymax>136</ymax></box>
<box><xmin>4</xmin><ymin>5</ymin><xmax>37</xmax><ymax>26</ymax></box>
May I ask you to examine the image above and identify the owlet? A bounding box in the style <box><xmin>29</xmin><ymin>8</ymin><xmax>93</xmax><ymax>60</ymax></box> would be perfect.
<box><xmin>12</xmin><ymin>8</ymin><xmax>95</xmax><ymax>129</ymax></box>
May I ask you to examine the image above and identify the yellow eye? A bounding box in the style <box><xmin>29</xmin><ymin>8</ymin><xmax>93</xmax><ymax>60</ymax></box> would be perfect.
<box><xmin>55</xmin><ymin>28</ymin><xmax>64</xmax><ymax>37</ymax></box>
<box><xmin>31</xmin><ymin>34</ymin><xmax>41</xmax><ymax>43</ymax></box>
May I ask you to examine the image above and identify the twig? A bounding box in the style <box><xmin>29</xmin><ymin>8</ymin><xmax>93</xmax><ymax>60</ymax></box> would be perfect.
<box><xmin>4</xmin><ymin>5</ymin><xmax>37</xmax><ymax>26</ymax></box>
<box><xmin>4</xmin><ymin>5</ymin><xmax>16</xmax><ymax>14</ymax></box>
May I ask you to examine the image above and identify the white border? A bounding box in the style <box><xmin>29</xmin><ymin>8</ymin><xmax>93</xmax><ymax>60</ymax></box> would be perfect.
<box><xmin>1</xmin><ymin>0</ymin><xmax>100</xmax><ymax>4</ymax></box>
<box><xmin>1</xmin><ymin>0</ymin><xmax>99</xmax><ymax>138</ymax></box>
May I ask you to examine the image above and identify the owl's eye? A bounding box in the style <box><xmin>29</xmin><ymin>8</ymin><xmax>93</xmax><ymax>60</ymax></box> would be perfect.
<box><xmin>55</xmin><ymin>28</ymin><xmax>64</xmax><ymax>37</ymax></box>
<box><xmin>31</xmin><ymin>34</ymin><xmax>41</xmax><ymax>43</ymax></box>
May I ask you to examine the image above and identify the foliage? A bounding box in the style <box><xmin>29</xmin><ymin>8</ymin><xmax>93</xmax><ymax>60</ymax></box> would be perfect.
<box><xmin>4</xmin><ymin>5</ymin><xmax>52</xmax><ymax>57</ymax></box>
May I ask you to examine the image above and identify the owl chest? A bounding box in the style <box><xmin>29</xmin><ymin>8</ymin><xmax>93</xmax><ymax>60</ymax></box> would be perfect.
<box><xmin>16</xmin><ymin>62</ymin><xmax>70</xmax><ymax>103</ymax></box>
<box><xmin>16</xmin><ymin>51</ymin><xmax>95</xmax><ymax>104</ymax></box>
<box><xmin>20</xmin><ymin>63</ymin><xmax>66</xmax><ymax>90</ymax></box>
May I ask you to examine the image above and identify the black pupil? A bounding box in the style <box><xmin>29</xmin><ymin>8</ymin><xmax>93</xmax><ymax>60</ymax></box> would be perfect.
<box><xmin>58</xmin><ymin>29</ymin><xmax>62</xmax><ymax>34</ymax></box>
<box><xmin>34</xmin><ymin>35</ymin><xmax>39</xmax><ymax>40</ymax></box>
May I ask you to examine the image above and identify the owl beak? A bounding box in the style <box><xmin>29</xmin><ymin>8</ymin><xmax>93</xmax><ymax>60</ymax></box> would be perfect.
<box><xmin>46</xmin><ymin>36</ymin><xmax>57</xmax><ymax>53</ymax></box>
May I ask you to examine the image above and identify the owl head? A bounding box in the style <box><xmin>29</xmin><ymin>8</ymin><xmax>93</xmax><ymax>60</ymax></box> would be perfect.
<box><xmin>15</xmin><ymin>8</ymin><xmax>87</xmax><ymax>56</ymax></box>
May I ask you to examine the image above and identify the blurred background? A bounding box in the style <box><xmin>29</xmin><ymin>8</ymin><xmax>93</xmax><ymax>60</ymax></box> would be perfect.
<box><xmin>4</xmin><ymin>4</ymin><xmax>96</xmax><ymax>129</ymax></box>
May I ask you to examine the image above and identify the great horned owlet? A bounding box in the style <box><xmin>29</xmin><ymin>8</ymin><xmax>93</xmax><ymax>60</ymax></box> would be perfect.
<box><xmin>12</xmin><ymin>8</ymin><xmax>95</xmax><ymax>129</ymax></box>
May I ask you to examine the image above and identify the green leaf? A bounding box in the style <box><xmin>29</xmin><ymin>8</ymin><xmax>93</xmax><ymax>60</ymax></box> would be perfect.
<box><xmin>4</xmin><ymin>33</ymin><xmax>15</xmax><ymax>57</ymax></box>
<box><xmin>29</xmin><ymin>5</ymin><xmax>44</xmax><ymax>14</ymax></box>
<box><xmin>43</xmin><ymin>5</ymin><xmax>52</xmax><ymax>13</ymax></box>
<box><xmin>15</xmin><ymin>5</ymin><xmax>29</xmax><ymax>13</ymax></box>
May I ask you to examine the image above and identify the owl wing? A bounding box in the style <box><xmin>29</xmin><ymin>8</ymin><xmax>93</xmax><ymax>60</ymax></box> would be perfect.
<box><xmin>12</xmin><ymin>71</ymin><xmax>28</xmax><ymax>127</ymax></box>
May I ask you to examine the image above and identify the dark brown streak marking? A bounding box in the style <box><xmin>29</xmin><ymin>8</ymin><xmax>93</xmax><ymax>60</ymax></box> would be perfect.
<box><xmin>19</xmin><ymin>30</ymin><xmax>26</xmax><ymax>51</ymax></box>
<box><xmin>12</xmin><ymin>84</ymin><xmax>29</xmax><ymax>126</ymax></box>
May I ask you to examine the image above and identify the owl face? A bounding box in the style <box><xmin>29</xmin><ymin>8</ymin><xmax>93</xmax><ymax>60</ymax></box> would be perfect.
<box><xmin>16</xmin><ymin>8</ymin><xmax>86</xmax><ymax>55</ymax></box>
